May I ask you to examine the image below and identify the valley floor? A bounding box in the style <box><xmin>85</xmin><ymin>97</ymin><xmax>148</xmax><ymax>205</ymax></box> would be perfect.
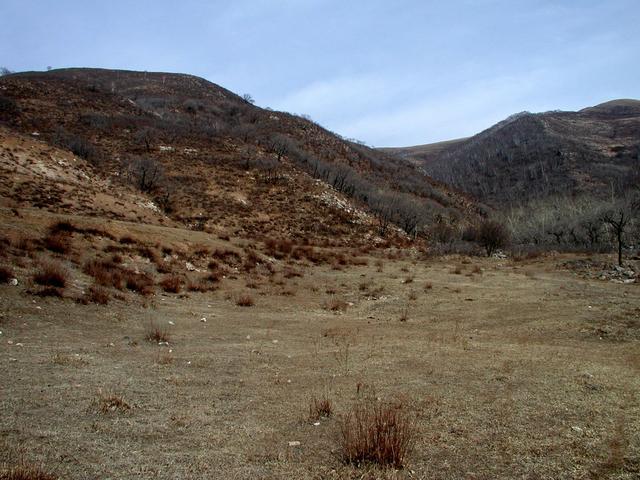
<box><xmin>1</xmin><ymin>252</ymin><xmax>639</xmax><ymax>479</ymax></box>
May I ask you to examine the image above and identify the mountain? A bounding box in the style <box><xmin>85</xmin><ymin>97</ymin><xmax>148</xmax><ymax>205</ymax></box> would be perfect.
<box><xmin>0</xmin><ymin>68</ymin><xmax>479</xmax><ymax>247</ymax></box>
<box><xmin>386</xmin><ymin>100</ymin><xmax>640</xmax><ymax>207</ymax></box>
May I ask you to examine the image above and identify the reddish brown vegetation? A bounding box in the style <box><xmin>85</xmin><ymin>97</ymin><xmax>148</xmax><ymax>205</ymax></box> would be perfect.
<box><xmin>33</xmin><ymin>261</ymin><xmax>68</xmax><ymax>288</ymax></box>
<box><xmin>340</xmin><ymin>401</ymin><xmax>415</xmax><ymax>469</ymax></box>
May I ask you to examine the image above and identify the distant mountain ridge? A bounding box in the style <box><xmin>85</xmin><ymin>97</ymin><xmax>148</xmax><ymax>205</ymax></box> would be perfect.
<box><xmin>384</xmin><ymin>99</ymin><xmax>640</xmax><ymax>207</ymax></box>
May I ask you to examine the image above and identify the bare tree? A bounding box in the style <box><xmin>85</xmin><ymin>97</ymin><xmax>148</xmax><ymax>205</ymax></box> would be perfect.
<box><xmin>129</xmin><ymin>157</ymin><xmax>163</xmax><ymax>193</ymax></box>
<box><xmin>268</xmin><ymin>134</ymin><xmax>291</xmax><ymax>162</ymax></box>
<box><xmin>242</xmin><ymin>93</ymin><xmax>255</xmax><ymax>104</ymax></box>
<box><xmin>134</xmin><ymin>127</ymin><xmax>156</xmax><ymax>152</ymax></box>
<box><xmin>602</xmin><ymin>208</ymin><xmax>631</xmax><ymax>266</ymax></box>
<box><xmin>477</xmin><ymin>219</ymin><xmax>510</xmax><ymax>256</ymax></box>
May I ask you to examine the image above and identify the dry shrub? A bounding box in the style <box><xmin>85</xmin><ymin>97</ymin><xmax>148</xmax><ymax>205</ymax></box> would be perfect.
<box><xmin>408</xmin><ymin>290</ymin><xmax>417</xmax><ymax>301</ymax></box>
<box><xmin>187</xmin><ymin>279</ymin><xmax>217</xmax><ymax>292</ymax></box>
<box><xmin>124</xmin><ymin>271</ymin><xmax>153</xmax><ymax>295</ymax></box>
<box><xmin>33</xmin><ymin>261</ymin><xmax>67</xmax><ymax>288</ymax></box>
<box><xmin>0</xmin><ymin>265</ymin><xmax>14</xmax><ymax>283</ymax></box>
<box><xmin>451</xmin><ymin>266</ymin><xmax>463</xmax><ymax>275</ymax></box>
<box><xmin>0</xmin><ymin>463</ymin><xmax>58</xmax><ymax>480</ymax></box>
<box><xmin>236</xmin><ymin>294</ymin><xmax>255</xmax><ymax>307</ymax></box>
<box><xmin>83</xmin><ymin>259</ymin><xmax>123</xmax><ymax>288</ymax></box>
<box><xmin>309</xmin><ymin>393</ymin><xmax>333</xmax><ymax>420</ymax></box>
<box><xmin>159</xmin><ymin>274</ymin><xmax>183</xmax><ymax>293</ymax></box>
<box><xmin>119</xmin><ymin>235</ymin><xmax>138</xmax><ymax>245</ymax></box>
<box><xmin>35</xmin><ymin>287</ymin><xmax>64</xmax><ymax>298</ymax></box>
<box><xmin>43</xmin><ymin>232</ymin><xmax>72</xmax><ymax>254</ymax></box>
<box><xmin>424</xmin><ymin>282</ymin><xmax>433</xmax><ymax>291</ymax></box>
<box><xmin>340</xmin><ymin>400</ymin><xmax>414</xmax><ymax>469</ymax></box>
<box><xmin>97</xmin><ymin>391</ymin><xmax>131</xmax><ymax>414</ymax></box>
<box><xmin>403</xmin><ymin>276</ymin><xmax>414</xmax><ymax>284</ymax></box>
<box><xmin>324</xmin><ymin>297</ymin><xmax>348</xmax><ymax>312</ymax></box>
<box><xmin>146</xmin><ymin>322</ymin><xmax>170</xmax><ymax>343</ymax></box>
<box><xmin>84</xmin><ymin>285</ymin><xmax>110</xmax><ymax>305</ymax></box>
<box><xmin>471</xmin><ymin>265</ymin><xmax>482</xmax><ymax>274</ymax></box>
<box><xmin>212</xmin><ymin>248</ymin><xmax>242</xmax><ymax>266</ymax></box>
<box><xmin>48</xmin><ymin>220</ymin><xmax>77</xmax><ymax>234</ymax></box>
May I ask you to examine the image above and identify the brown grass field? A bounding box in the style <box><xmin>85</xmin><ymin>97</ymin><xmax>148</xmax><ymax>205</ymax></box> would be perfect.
<box><xmin>1</xmin><ymin>214</ymin><xmax>639</xmax><ymax>479</ymax></box>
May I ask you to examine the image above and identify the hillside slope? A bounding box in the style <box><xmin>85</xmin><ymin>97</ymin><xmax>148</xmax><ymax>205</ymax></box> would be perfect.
<box><xmin>387</xmin><ymin>101</ymin><xmax>640</xmax><ymax>207</ymax></box>
<box><xmin>0</xmin><ymin>68</ymin><xmax>479</xmax><ymax>245</ymax></box>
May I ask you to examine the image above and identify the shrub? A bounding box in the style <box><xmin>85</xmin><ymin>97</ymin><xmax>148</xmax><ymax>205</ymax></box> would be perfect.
<box><xmin>324</xmin><ymin>298</ymin><xmax>348</xmax><ymax>312</ymax></box>
<box><xmin>85</xmin><ymin>285</ymin><xmax>110</xmax><ymax>305</ymax></box>
<box><xmin>43</xmin><ymin>232</ymin><xmax>72</xmax><ymax>254</ymax></box>
<box><xmin>97</xmin><ymin>391</ymin><xmax>131</xmax><ymax>414</ymax></box>
<box><xmin>236</xmin><ymin>294</ymin><xmax>255</xmax><ymax>307</ymax></box>
<box><xmin>146</xmin><ymin>322</ymin><xmax>170</xmax><ymax>343</ymax></box>
<box><xmin>339</xmin><ymin>400</ymin><xmax>414</xmax><ymax>469</ymax></box>
<box><xmin>309</xmin><ymin>394</ymin><xmax>333</xmax><ymax>420</ymax></box>
<box><xmin>48</xmin><ymin>220</ymin><xmax>78</xmax><ymax>234</ymax></box>
<box><xmin>33</xmin><ymin>261</ymin><xmax>67</xmax><ymax>288</ymax></box>
<box><xmin>159</xmin><ymin>274</ymin><xmax>183</xmax><ymax>293</ymax></box>
<box><xmin>124</xmin><ymin>272</ymin><xmax>154</xmax><ymax>295</ymax></box>
<box><xmin>0</xmin><ymin>265</ymin><xmax>14</xmax><ymax>283</ymax></box>
<box><xmin>477</xmin><ymin>219</ymin><xmax>510</xmax><ymax>257</ymax></box>
<box><xmin>83</xmin><ymin>259</ymin><xmax>124</xmax><ymax>289</ymax></box>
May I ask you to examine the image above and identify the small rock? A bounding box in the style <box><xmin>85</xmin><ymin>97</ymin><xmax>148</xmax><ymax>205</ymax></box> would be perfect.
<box><xmin>158</xmin><ymin>341</ymin><xmax>169</xmax><ymax>346</ymax></box>
<box><xmin>313</xmin><ymin>422</ymin><xmax>320</xmax><ymax>426</ymax></box>
<box><xmin>246</xmin><ymin>335</ymin><xmax>250</xmax><ymax>340</ymax></box>
<box><xmin>571</xmin><ymin>426</ymin><xmax>583</xmax><ymax>434</ymax></box>
<box><xmin>185</xmin><ymin>262</ymin><xmax>196</xmax><ymax>271</ymax></box>
<box><xmin>288</xmin><ymin>441</ymin><xmax>301</xmax><ymax>447</ymax></box>
<box><xmin>168</xmin><ymin>321</ymin><xmax>175</xmax><ymax>326</ymax></box>
<box><xmin>9</xmin><ymin>278</ymin><xmax>18</xmax><ymax>286</ymax></box>
<box><xmin>200</xmin><ymin>317</ymin><xmax>207</xmax><ymax>322</ymax></box>
<box><xmin>272</xmin><ymin>339</ymin><xmax>278</xmax><ymax>344</ymax></box>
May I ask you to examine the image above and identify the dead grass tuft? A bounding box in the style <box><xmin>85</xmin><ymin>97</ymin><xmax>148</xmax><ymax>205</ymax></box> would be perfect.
<box><xmin>309</xmin><ymin>393</ymin><xmax>333</xmax><ymax>420</ymax></box>
<box><xmin>236</xmin><ymin>294</ymin><xmax>255</xmax><ymax>307</ymax></box>
<box><xmin>43</xmin><ymin>232</ymin><xmax>72</xmax><ymax>254</ymax></box>
<box><xmin>339</xmin><ymin>400</ymin><xmax>415</xmax><ymax>469</ymax></box>
<box><xmin>324</xmin><ymin>297</ymin><xmax>348</xmax><ymax>312</ymax></box>
<box><xmin>96</xmin><ymin>391</ymin><xmax>131</xmax><ymax>414</ymax></box>
<box><xmin>33</xmin><ymin>261</ymin><xmax>68</xmax><ymax>288</ymax></box>
<box><xmin>0</xmin><ymin>265</ymin><xmax>14</xmax><ymax>283</ymax></box>
<box><xmin>159</xmin><ymin>274</ymin><xmax>183</xmax><ymax>293</ymax></box>
<box><xmin>146</xmin><ymin>322</ymin><xmax>170</xmax><ymax>343</ymax></box>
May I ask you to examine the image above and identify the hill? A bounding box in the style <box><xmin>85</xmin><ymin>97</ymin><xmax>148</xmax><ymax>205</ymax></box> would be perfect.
<box><xmin>0</xmin><ymin>68</ymin><xmax>478</xmax><ymax>247</ymax></box>
<box><xmin>386</xmin><ymin>101</ymin><xmax>640</xmax><ymax>207</ymax></box>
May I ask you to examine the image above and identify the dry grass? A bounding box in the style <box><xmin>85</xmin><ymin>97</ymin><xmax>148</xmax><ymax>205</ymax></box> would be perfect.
<box><xmin>324</xmin><ymin>297</ymin><xmax>348</xmax><ymax>312</ymax></box>
<box><xmin>81</xmin><ymin>285</ymin><xmax>110</xmax><ymax>305</ymax></box>
<box><xmin>96</xmin><ymin>391</ymin><xmax>131</xmax><ymax>414</ymax></box>
<box><xmin>159</xmin><ymin>274</ymin><xmax>183</xmax><ymax>293</ymax></box>
<box><xmin>146</xmin><ymin>322</ymin><xmax>170</xmax><ymax>343</ymax></box>
<box><xmin>339</xmin><ymin>400</ymin><xmax>415</xmax><ymax>469</ymax></box>
<box><xmin>236</xmin><ymin>294</ymin><xmax>255</xmax><ymax>307</ymax></box>
<box><xmin>309</xmin><ymin>393</ymin><xmax>333</xmax><ymax>421</ymax></box>
<box><xmin>33</xmin><ymin>261</ymin><xmax>67</xmax><ymax>288</ymax></box>
<box><xmin>0</xmin><ymin>463</ymin><xmax>57</xmax><ymax>480</ymax></box>
<box><xmin>0</xmin><ymin>265</ymin><xmax>14</xmax><ymax>283</ymax></box>
<box><xmin>42</xmin><ymin>232</ymin><xmax>72</xmax><ymax>254</ymax></box>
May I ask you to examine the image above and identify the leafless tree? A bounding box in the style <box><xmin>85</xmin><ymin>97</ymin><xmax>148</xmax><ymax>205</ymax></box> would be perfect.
<box><xmin>602</xmin><ymin>208</ymin><xmax>631</xmax><ymax>266</ymax></box>
<box><xmin>129</xmin><ymin>157</ymin><xmax>163</xmax><ymax>193</ymax></box>
<box><xmin>477</xmin><ymin>219</ymin><xmax>510</xmax><ymax>256</ymax></box>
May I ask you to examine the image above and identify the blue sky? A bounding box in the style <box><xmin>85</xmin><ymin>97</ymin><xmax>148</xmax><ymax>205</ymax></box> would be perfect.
<box><xmin>2</xmin><ymin>0</ymin><xmax>639</xmax><ymax>146</ymax></box>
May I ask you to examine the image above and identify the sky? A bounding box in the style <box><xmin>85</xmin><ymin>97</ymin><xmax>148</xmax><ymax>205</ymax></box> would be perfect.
<box><xmin>2</xmin><ymin>0</ymin><xmax>639</xmax><ymax>147</ymax></box>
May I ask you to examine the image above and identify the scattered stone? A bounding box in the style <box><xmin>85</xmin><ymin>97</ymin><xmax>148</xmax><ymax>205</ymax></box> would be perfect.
<box><xmin>185</xmin><ymin>262</ymin><xmax>197</xmax><ymax>271</ymax></box>
<box><xmin>288</xmin><ymin>441</ymin><xmax>301</xmax><ymax>447</ymax></box>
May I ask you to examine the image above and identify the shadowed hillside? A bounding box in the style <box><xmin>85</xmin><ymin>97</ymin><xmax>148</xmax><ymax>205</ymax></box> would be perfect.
<box><xmin>388</xmin><ymin>101</ymin><xmax>640</xmax><ymax>207</ymax></box>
